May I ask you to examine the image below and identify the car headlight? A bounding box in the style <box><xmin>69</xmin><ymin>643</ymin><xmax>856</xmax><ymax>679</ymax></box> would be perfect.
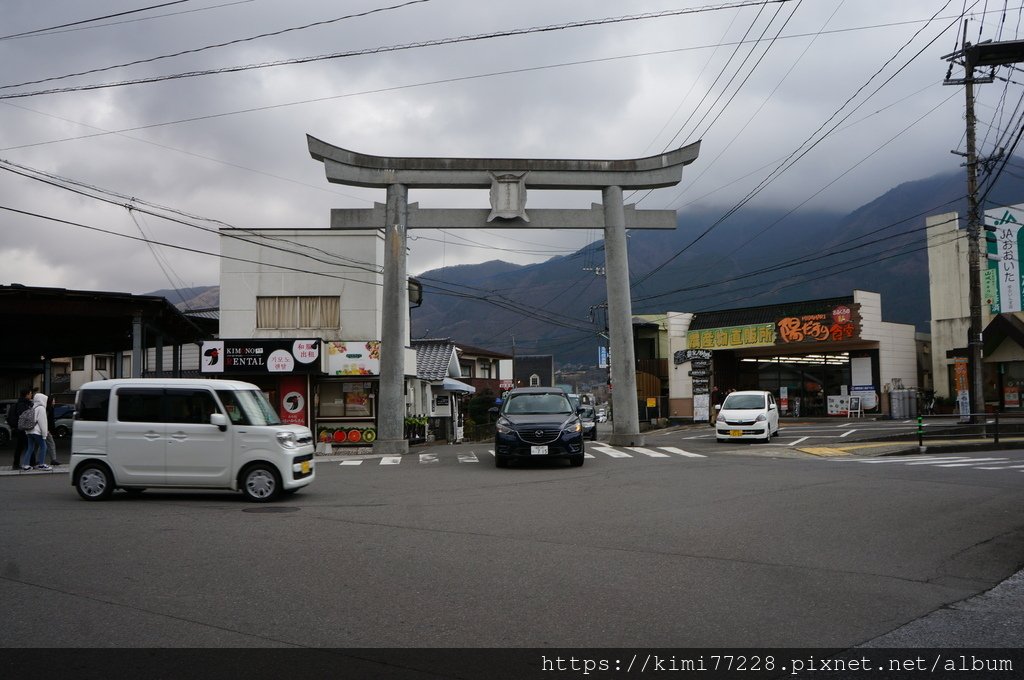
<box><xmin>755</xmin><ymin>413</ymin><xmax>767</xmax><ymax>422</ymax></box>
<box><xmin>566</xmin><ymin>420</ymin><xmax>582</xmax><ymax>434</ymax></box>
<box><xmin>715</xmin><ymin>413</ymin><xmax>725</xmax><ymax>423</ymax></box>
<box><xmin>495</xmin><ymin>418</ymin><xmax>514</xmax><ymax>435</ymax></box>
<box><xmin>276</xmin><ymin>431</ymin><xmax>298</xmax><ymax>448</ymax></box>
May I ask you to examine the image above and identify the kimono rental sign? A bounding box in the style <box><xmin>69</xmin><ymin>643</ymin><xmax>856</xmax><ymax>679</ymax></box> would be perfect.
<box><xmin>201</xmin><ymin>339</ymin><xmax>322</xmax><ymax>373</ymax></box>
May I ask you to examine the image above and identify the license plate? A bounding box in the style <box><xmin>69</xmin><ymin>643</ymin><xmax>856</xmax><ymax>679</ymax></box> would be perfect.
<box><xmin>729</xmin><ymin>430</ymin><xmax>743</xmax><ymax>437</ymax></box>
<box><xmin>301</xmin><ymin>461</ymin><xmax>311</xmax><ymax>474</ymax></box>
<box><xmin>530</xmin><ymin>445</ymin><xmax>549</xmax><ymax>456</ymax></box>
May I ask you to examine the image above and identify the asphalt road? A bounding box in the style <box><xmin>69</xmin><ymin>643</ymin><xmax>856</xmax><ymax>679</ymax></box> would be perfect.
<box><xmin>3</xmin><ymin>431</ymin><xmax>1024</xmax><ymax>650</ymax></box>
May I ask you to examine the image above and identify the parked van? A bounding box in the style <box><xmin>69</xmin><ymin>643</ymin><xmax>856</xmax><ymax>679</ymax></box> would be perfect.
<box><xmin>70</xmin><ymin>379</ymin><xmax>315</xmax><ymax>502</ymax></box>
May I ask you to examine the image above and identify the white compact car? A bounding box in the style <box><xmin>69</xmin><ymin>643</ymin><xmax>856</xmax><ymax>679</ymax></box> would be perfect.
<box><xmin>70</xmin><ymin>378</ymin><xmax>315</xmax><ymax>502</ymax></box>
<box><xmin>715</xmin><ymin>390</ymin><xmax>780</xmax><ymax>443</ymax></box>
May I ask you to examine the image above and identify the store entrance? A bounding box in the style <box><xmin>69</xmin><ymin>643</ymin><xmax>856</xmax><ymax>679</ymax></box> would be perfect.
<box><xmin>736</xmin><ymin>354</ymin><xmax>852</xmax><ymax>417</ymax></box>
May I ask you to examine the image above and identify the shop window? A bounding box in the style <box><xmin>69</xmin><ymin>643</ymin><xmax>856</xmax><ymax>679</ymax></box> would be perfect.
<box><xmin>318</xmin><ymin>381</ymin><xmax>374</xmax><ymax>418</ymax></box>
<box><xmin>257</xmin><ymin>296</ymin><xmax>340</xmax><ymax>329</ymax></box>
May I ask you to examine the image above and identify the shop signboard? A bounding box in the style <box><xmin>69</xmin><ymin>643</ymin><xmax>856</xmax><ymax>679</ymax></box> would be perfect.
<box><xmin>985</xmin><ymin>205</ymin><xmax>1024</xmax><ymax>313</ymax></box>
<box><xmin>279</xmin><ymin>375</ymin><xmax>307</xmax><ymax>426</ymax></box>
<box><xmin>851</xmin><ymin>385</ymin><xmax>878</xmax><ymax>411</ymax></box>
<box><xmin>326</xmin><ymin>341</ymin><xmax>381</xmax><ymax>376</ymax></box>
<box><xmin>776</xmin><ymin>304</ymin><xmax>861</xmax><ymax>344</ymax></box>
<box><xmin>688</xmin><ymin>304</ymin><xmax>863</xmax><ymax>356</ymax></box>
<box><xmin>679</xmin><ymin>349</ymin><xmax>713</xmax><ymax>401</ymax></box>
<box><xmin>687</xmin><ymin>324</ymin><xmax>776</xmax><ymax>350</ymax></box>
<box><xmin>954</xmin><ymin>357</ymin><xmax>971</xmax><ymax>422</ymax></box>
<box><xmin>1005</xmin><ymin>385</ymin><xmax>1020</xmax><ymax>409</ymax></box>
<box><xmin>201</xmin><ymin>339</ymin><xmax>322</xmax><ymax>374</ymax></box>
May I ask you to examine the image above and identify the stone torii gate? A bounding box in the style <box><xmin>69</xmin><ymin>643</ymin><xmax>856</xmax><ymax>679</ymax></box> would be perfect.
<box><xmin>308</xmin><ymin>135</ymin><xmax>700</xmax><ymax>456</ymax></box>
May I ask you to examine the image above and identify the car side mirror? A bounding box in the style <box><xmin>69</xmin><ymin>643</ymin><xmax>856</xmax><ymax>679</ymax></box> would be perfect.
<box><xmin>210</xmin><ymin>413</ymin><xmax>228</xmax><ymax>431</ymax></box>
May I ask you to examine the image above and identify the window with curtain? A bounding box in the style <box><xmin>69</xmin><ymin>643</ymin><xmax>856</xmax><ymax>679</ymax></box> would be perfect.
<box><xmin>257</xmin><ymin>296</ymin><xmax>339</xmax><ymax>329</ymax></box>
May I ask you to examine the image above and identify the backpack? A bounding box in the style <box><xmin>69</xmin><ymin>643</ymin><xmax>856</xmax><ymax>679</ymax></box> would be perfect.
<box><xmin>17</xmin><ymin>406</ymin><xmax>36</xmax><ymax>431</ymax></box>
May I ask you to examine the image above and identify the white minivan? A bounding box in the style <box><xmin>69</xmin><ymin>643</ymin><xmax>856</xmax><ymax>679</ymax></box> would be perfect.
<box><xmin>70</xmin><ymin>379</ymin><xmax>316</xmax><ymax>502</ymax></box>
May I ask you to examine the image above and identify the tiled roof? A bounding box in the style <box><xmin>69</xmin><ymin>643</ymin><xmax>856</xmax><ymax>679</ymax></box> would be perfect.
<box><xmin>411</xmin><ymin>338</ymin><xmax>457</xmax><ymax>380</ymax></box>
<box><xmin>454</xmin><ymin>341</ymin><xmax>513</xmax><ymax>360</ymax></box>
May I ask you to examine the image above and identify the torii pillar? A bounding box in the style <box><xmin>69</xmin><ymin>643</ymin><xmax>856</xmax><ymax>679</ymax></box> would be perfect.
<box><xmin>309</xmin><ymin>136</ymin><xmax>700</xmax><ymax>455</ymax></box>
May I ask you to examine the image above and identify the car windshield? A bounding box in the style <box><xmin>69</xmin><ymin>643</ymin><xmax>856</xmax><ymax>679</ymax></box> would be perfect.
<box><xmin>722</xmin><ymin>394</ymin><xmax>766</xmax><ymax>410</ymax></box>
<box><xmin>579</xmin><ymin>407</ymin><xmax>595</xmax><ymax>419</ymax></box>
<box><xmin>504</xmin><ymin>393</ymin><xmax>572</xmax><ymax>415</ymax></box>
<box><xmin>216</xmin><ymin>389</ymin><xmax>282</xmax><ymax>426</ymax></box>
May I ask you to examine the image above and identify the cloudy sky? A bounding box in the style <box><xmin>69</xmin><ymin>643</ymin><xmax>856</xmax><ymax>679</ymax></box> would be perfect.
<box><xmin>1</xmin><ymin>0</ymin><xmax>1018</xmax><ymax>295</ymax></box>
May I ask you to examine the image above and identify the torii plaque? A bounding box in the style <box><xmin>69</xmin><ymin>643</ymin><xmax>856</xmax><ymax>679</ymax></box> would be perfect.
<box><xmin>308</xmin><ymin>135</ymin><xmax>700</xmax><ymax>455</ymax></box>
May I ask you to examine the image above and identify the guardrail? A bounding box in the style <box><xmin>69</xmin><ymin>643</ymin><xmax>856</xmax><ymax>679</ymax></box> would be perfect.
<box><xmin>915</xmin><ymin>412</ymin><xmax>1024</xmax><ymax>447</ymax></box>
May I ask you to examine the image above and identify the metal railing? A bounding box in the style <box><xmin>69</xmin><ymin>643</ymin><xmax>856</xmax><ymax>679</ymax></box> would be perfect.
<box><xmin>914</xmin><ymin>412</ymin><xmax>1024</xmax><ymax>447</ymax></box>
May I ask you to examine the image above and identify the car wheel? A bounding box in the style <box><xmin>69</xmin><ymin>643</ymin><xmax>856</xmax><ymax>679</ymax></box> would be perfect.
<box><xmin>241</xmin><ymin>464</ymin><xmax>281</xmax><ymax>502</ymax></box>
<box><xmin>569</xmin><ymin>454</ymin><xmax>584</xmax><ymax>467</ymax></box>
<box><xmin>75</xmin><ymin>462</ymin><xmax>114</xmax><ymax>501</ymax></box>
<box><xmin>495</xmin><ymin>456</ymin><xmax>509</xmax><ymax>468</ymax></box>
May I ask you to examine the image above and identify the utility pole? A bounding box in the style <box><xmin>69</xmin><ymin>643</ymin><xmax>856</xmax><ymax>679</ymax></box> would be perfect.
<box><xmin>943</xmin><ymin>33</ymin><xmax>1024</xmax><ymax>418</ymax></box>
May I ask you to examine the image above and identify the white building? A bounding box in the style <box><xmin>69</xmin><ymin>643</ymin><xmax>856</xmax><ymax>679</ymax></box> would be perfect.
<box><xmin>660</xmin><ymin>290</ymin><xmax>919</xmax><ymax>420</ymax></box>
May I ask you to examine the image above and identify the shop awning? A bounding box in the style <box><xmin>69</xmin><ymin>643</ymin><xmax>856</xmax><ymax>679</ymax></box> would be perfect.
<box><xmin>441</xmin><ymin>377</ymin><xmax>476</xmax><ymax>394</ymax></box>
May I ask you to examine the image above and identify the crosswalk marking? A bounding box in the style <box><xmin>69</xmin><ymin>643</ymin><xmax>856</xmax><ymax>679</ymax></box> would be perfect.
<box><xmin>935</xmin><ymin>458</ymin><xmax>1008</xmax><ymax>467</ymax></box>
<box><xmin>591</xmin><ymin>446</ymin><xmax>632</xmax><ymax>458</ymax></box>
<box><xmin>903</xmin><ymin>457</ymin><xmax>975</xmax><ymax>466</ymax></box>
<box><xmin>628</xmin><ymin>447</ymin><xmax>670</xmax><ymax>458</ymax></box>
<box><xmin>834</xmin><ymin>455</ymin><xmax>1024</xmax><ymax>472</ymax></box>
<box><xmin>659</xmin><ymin>446</ymin><xmax>706</xmax><ymax>458</ymax></box>
<box><xmin>332</xmin><ymin>444</ymin><xmax>717</xmax><ymax>467</ymax></box>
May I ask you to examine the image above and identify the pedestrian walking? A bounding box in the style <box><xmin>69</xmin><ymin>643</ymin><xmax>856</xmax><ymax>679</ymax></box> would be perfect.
<box><xmin>20</xmin><ymin>392</ymin><xmax>51</xmax><ymax>471</ymax></box>
<box><xmin>7</xmin><ymin>387</ymin><xmax>33</xmax><ymax>470</ymax></box>
<box><xmin>44</xmin><ymin>398</ymin><xmax>59</xmax><ymax>466</ymax></box>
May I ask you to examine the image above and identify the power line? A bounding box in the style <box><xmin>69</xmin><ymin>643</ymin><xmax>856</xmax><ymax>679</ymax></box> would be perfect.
<box><xmin>0</xmin><ymin>157</ymin><xmax>604</xmax><ymax>334</ymax></box>
<box><xmin>630</xmin><ymin>0</ymin><xmax>968</xmax><ymax>291</ymax></box>
<box><xmin>3</xmin><ymin>11</ymin><xmax>998</xmax><ymax>152</ymax></box>
<box><xmin>2</xmin><ymin>1</ymin><xmax>256</xmax><ymax>41</ymax></box>
<box><xmin>0</xmin><ymin>0</ymin><xmax>796</xmax><ymax>100</ymax></box>
<box><xmin>0</xmin><ymin>0</ymin><xmax>433</xmax><ymax>90</ymax></box>
<box><xmin>0</xmin><ymin>0</ymin><xmax>193</xmax><ymax>41</ymax></box>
